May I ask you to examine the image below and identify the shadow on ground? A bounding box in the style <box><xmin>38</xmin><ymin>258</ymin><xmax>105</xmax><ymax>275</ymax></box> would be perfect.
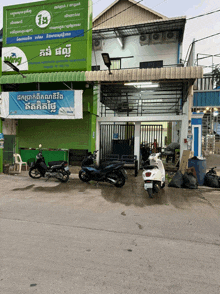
<box><xmin>11</xmin><ymin>171</ymin><xmax>217</xmax><ymax>209</ymax></box>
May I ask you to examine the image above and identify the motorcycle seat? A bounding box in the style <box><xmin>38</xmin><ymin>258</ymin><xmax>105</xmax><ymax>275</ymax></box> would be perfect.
<box><xmin>48</xmin><ymin>161</ymin><xmax>67</xmax><ymax>167</ymax></box>
<box><xmin>98</xmin><ymin>161</ymin><xmax>122</xmax><ymax>169</ymax></box>
<box><xmin>143</xmin><ymin>165</ymin><xmax>158</xmax><ymax>170</ymax></box>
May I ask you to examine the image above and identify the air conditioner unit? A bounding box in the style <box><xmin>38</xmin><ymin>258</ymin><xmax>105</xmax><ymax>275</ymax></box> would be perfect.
<box><xmin>139</xmin><ymin>34</ymin><xmax>150</xmax><ymax>46</ymax></box>
<box><xmin>93</xmin><ymin>39</ymin><xmax>103</xmax><ymax>51</ymax></box>
<box><xmin>151</xmin><ymin>33</ymin><xmax>163</xmax><ymax>44</ymax></box>
<box><xmin>164</xmin><ymin>31</ymin><xmax>178</xmax><ymax>43</ymax></box>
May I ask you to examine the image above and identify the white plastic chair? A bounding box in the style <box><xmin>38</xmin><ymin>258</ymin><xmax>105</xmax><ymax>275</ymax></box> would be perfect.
<box><xmin>13</xmin><ymin>154</ymin><xmax>28</xmax><ymax>173</ymax></box>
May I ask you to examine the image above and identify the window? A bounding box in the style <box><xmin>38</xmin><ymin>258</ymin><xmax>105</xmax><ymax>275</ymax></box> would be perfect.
<box><xmin>110</xmin><ymin>58</ymin><xmax>121</xmax><ymax>70</ymax></box>
<box><xmin>140</xmin><ymin>60</ymin><xmax>163</xmax><ymax>69</ymax></box>
<box><xmin>92</xmin><ymin>65</ymin><xmax>100</xmax><ymax>71</ymax></box>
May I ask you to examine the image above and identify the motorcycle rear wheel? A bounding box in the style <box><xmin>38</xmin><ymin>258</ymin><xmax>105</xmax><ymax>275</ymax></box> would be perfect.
<box><xmin>29</xmin><ymin>167</ymin><xmax>42</xmax><ymax>179</ymax></box>
<box><xmin>147</xmin><ymin>188</ymin><xmax>153</xmax><ymax>198</ymax></box>
<box><xmin>79</xmin><ymin>170</ymin><xmax>91</xmax><ymax>182</ymax></box>
<box><xmin>108</xmin><ymin>172</ymin><xmax>125</xmax><ymax>188</ymax></box>
<box><xmin>58</xmin><ymin>171</ymin><xmax>69</xmax><ymax>183</ymax></box>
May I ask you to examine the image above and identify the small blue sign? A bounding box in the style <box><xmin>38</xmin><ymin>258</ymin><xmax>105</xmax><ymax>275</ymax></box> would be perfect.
<box><xmin>7</xmin><ymin>29</ymin><xmax>84</xmax><ymax>44</ymax></box>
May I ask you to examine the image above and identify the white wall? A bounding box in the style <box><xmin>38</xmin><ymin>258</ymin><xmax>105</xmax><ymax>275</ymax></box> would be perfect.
<box><xmin>92</xmin><ymin>35</ymin><xmax>179</xmax><ymax>69</ymax></box>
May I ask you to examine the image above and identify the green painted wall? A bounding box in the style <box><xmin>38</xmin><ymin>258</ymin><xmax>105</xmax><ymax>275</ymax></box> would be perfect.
<box><xmin>16</xmin><ymin>84</ymin><xmax>97</xmax><ymax>153</ymax></box>
<box><xmin>17</xmin><ymin>116</ymin><xmax>89</xmax><ymax>150</ymax></box>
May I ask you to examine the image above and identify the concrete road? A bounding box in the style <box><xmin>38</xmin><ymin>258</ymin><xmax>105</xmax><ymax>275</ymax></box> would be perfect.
<box><xmin>0</xmin><ymin>171</ymin><xmax>220</xmax><ymax>294</ymax></box>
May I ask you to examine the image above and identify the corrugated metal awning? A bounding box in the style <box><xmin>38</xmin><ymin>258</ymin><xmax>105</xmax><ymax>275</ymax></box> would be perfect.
<box><xmin>0</xmin><ymin>66</ymin><xmax>203</xmax><ymax>84</ymax></box>
<box><xmin>0</xmin><ymin>71</ymin><xmax>86</xmax><ymax>84</ymax></box>
<box><xmin>85</xmin><ymin>67</ymin><xmax>203</xmax><ymax>82</ymax></box>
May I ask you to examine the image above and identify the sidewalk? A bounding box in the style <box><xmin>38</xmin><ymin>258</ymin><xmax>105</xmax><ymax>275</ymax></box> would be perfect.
<box><xmin>3</xmin><ymin>154</ymin><xmax>220</xmax><ymax>178</ymax></box>
<box><xmin>7</xmin><ymin>165</ymin><xmax>81</xmax><ymax>178</ymax></box>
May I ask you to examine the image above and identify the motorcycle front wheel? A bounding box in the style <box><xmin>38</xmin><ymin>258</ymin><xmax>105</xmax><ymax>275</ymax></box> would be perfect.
<box><xmin>29</xmin><ymin>167</ymin><xmax>42</xmax><ymax>179</ymax></box>
<box><xmin>79</xmin><ymin>170</ymin><xmax>91</xmax><ymax>182</ymax></box>
<box><xmin>58</xmin><ymin>170</ymin><xmax>69</xmax><ymax>183</ymax></box>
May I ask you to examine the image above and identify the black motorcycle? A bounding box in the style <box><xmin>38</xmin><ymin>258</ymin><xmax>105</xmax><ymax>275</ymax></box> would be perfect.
<box><xmin>79</xmin><ymin>151</ymin><xmax>127</xmax><ymax>187</ymax></box>
<box><xmin>29</xmin><ymin>148</ymin><xmax>71</xmax><ymax>182</ymax></box>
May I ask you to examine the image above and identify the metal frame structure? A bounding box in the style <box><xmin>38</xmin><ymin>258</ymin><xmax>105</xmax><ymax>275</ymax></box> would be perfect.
<box><xmin>99</xmin><ymin>81</ymin><xmax>189</xmax><ymax>117</ymax></box>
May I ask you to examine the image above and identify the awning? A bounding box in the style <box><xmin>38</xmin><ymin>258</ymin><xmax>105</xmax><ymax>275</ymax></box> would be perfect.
<box><xmin>85</xmin><ymin>67</ymin><xmax>203</xmax><ymax>82</ymax></box>
<box><xmin>0</xmin><ymin>71</ymin><xmax>86</xmax><ymax>84</ymax></box>
<box><xmin>0</xmin><ymin>66</ymin><xmax>203</xmax><ymax>84</ymax></box>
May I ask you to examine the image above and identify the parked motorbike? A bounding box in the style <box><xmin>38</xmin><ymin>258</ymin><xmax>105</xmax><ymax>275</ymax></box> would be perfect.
<box><xmin>142</xmin><ymin>152</ymin><xmax>165</xmax><ymax>198</ymax></box>
<box><xmin>79</xmin><ymin>150</ymin><xmax>127</xmax><ymax>187</ymax></box>
<box><xmin>29</xmin><ymin>145</ymin><xmax>71</xmax><ymax>182</ymax></box>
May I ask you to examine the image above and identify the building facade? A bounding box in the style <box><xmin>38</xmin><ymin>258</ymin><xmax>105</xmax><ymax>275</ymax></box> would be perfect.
<box><xmin>0</xmin><ymin>0</ymin><xmax>203</xmax><ymax>173</ymax></box>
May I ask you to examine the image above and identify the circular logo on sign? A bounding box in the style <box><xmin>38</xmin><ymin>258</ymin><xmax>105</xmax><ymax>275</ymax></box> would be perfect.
<box><xmin>36</xmin><ymin>10</ymin><xmax>51</xmax><ymax>28</ymax></box>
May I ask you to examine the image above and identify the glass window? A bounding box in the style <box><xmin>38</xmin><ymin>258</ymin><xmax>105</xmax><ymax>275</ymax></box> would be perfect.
<box><xmin>111</xmin><ymin>59</ymin><xmax>121</xmax><ymax>70</ymax></box>
<box><xmin>140</xmin><ymin>60</ymin><xmax>163</xmax><ymax>69</ymax></box>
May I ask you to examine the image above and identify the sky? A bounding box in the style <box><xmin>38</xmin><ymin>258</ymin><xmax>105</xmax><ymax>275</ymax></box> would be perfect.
<box><xmin>1</xmin><ymin>0</ymin><xmax>220</xmax><ymax>72</ymax></box>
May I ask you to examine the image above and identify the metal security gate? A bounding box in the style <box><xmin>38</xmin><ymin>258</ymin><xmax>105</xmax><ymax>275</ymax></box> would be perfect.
<box><xmin>3</xmin><ymin>135</ymin><xmax>16</xmax><ymax>165</ymax></box>
<box><xmin>100</xmin><ymin>124</ymin><xmax>135</xmax><ymax>161</ymax></box>
<box><xmin>141</xmin><ymin>125</ymin><xmax>163</xmax><ymax>152</ymax></box>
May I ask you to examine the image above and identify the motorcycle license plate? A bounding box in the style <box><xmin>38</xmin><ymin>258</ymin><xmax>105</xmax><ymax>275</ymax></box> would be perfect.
<box><xmin>144</xmin><ymin>182</ymin><xmax>153</xmax><ymax>190</ymax></box>
<box><xmin>64</xmin><ymin>166</ymin><xmax>69</xmax><ymax>171</ymax></box>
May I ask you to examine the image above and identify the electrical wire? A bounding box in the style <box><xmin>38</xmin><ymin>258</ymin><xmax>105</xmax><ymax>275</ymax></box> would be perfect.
<box><xmin>187</xmin><ymin>7</ymin><xmax>220</xmax><ymax>20</ymax></box>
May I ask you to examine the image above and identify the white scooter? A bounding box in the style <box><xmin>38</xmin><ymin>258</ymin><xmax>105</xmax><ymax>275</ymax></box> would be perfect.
<box><xmin>142</xmin><ymin>153</ymin><xmax>165</xmax><ymax>198</ymax></box>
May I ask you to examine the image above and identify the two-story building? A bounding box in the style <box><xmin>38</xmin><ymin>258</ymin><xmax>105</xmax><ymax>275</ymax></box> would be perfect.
<box><xmin>91</xmin><ymin>0</ymin><xmax>203</xmax><ymax>165</ymax></box>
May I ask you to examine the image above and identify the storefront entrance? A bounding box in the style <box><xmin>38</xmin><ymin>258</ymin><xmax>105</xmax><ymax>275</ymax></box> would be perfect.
<box><xmin>100</xmin><ymin>123</ymin><xmax>135</xmax><ymax>161</ymax></box>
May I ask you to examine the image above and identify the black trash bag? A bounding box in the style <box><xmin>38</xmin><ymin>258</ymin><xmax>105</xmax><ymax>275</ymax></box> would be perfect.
<box><xmin>183</xmin><ymin>172</ymin><xmax>198</xmax><ymax>189</ymax></box>
<box><xmin>168</xmin><ymin>170</ymin><xmax>184</xmax><ymax>188</ymax></box>
<box><xmin>204</xmin><ymin>174</ymin><xmax>220</xmax><ymax>188</ymax></box>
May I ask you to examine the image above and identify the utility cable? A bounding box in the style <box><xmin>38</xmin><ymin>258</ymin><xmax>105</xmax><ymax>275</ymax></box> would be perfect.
<box><xmin>187</xmin><ymin>7</ymin><xmax>220</xmax><ymax>20</ymax></box>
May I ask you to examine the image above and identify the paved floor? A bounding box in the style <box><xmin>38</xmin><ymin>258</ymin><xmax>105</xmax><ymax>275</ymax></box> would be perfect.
<box><xmin>1</xmin><ymin>155</ymin><xmax>220</xmax><ymax>294</ymax></box>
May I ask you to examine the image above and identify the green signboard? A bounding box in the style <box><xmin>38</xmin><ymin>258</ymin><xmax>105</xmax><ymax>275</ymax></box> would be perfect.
<box><xmin>2</xmin><ymin>0</ymin><xmax>92</xmax><ymax>73</ymax></box>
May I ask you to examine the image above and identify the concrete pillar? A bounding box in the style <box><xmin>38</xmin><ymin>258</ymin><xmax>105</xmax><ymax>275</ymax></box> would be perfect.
<box><xmin>96</xmin><ymin>120</ymin><xmax>100</xmax><ymax>164</ymax></box>
<box><xmin>180</xmin><ymin>101</ymin><xmax>189</xmax><ymax>158</ymax></box>
<box><xmin>188</xmin><ymin>85</ymin><xmax>194</xmax><ymax>124</ymax></box>
<box><xmin>134</xmin><ymin>122</ymin><xmax>141</xmax><ymax>169</ymax></box>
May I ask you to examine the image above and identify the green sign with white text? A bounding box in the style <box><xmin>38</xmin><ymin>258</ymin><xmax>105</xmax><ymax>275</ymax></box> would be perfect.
<box><xmin>3</xmin><ymin>0</ymin><xmax>92</xmax><ymax>73</ymax></box>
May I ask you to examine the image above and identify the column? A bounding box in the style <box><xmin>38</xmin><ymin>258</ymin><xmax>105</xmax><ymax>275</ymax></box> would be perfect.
<box><xmin>134</xmin><ymin>122</ymin><xmax>141</xmax><ymax>169</ymax></box>
<box><xmin>96</xmin><ymin>120</ymin><xmax>100</xmax><ymax>165</ymax></box>
<box><xmin>180</xmin><ymin>101</ymin><xmax>189</xmax><ymax>158</ymax></box>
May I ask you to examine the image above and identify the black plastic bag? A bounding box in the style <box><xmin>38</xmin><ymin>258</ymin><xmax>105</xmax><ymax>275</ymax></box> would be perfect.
<box><xmin>204</xmin><ymin>174</ymin><xmax>220</xmax><ymax>188</ymax></box>
<box><xmin>168</xmin><ymin>171</ymin><xmax>184</xmax><ymax>188</ymax></box>
<box><xmin>183</xmin><ymin>172</ymin><xmax>198</xmax><ymax>189</ymax></box>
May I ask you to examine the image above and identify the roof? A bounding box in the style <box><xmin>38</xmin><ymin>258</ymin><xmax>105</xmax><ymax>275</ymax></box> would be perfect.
<box><xmin>0</xmin><ymin>67</ymin><xmax>203</xmax><ymax>84</ymax></box>
<box><xmin>92</xmin><ymin>16</ymin><xmax>186</xmax><ymax>41</ymax></box>
<box><xmin>93</xmin><ymin>0</ymin><xmax>168</xmax><ymax>30</ymax></box>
